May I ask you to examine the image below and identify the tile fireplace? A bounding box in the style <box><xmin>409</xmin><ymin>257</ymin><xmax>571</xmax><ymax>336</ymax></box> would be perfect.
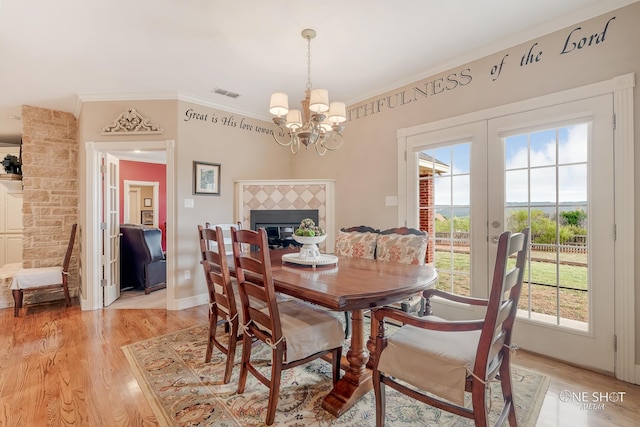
<box><xmin>235</xmin><ymin>179</ymin><xmax>335</xmax><ymax>253</ymax></box>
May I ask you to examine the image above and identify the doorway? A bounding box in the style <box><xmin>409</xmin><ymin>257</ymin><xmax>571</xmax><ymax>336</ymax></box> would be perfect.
<box><xmin>123</xmin><ymin>180</ymin><xmax>160</xmax><ymax>227</ymax></box>
<box><xmin>83</xmin><ymin>140</ymin><xmax>175</xmax><ymax>312</ymax></box>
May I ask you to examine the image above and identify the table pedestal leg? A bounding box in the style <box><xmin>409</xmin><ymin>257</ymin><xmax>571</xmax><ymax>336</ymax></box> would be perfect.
<box><xmin>322</xmin><ymin>309</ymin><xmax>372</xmax><ymax>417</ymax></box>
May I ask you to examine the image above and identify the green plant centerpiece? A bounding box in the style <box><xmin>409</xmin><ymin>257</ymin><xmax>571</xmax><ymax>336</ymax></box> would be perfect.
<box><xmin>293</xmin><ymin>218</ymin><xmax>326</xmax><ymax>258</ymax></box>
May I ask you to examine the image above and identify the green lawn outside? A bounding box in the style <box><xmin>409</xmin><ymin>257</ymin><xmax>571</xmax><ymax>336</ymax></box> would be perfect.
<box><xmin>434</xmin><ymin>249</ymin><xmax>589</xmax><ymax>321</ymax></box>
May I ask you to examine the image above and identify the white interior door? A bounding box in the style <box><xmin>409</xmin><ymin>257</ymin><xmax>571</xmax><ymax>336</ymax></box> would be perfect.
<box><xmin>488</xmin><ymin>95</ymin><xmax>615</xmax><ymax>372</ymax></box>
<box><xmin>103</xmin><ymin>153</ymin><xmax>120</xmax><ymax>306</ymax></box>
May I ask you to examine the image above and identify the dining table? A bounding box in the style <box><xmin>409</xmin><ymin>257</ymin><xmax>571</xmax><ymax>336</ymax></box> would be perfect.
<box><xmin>263</xmin><ymin>249</ymin><xmax>438</xmax><ymax>418</ymax></box>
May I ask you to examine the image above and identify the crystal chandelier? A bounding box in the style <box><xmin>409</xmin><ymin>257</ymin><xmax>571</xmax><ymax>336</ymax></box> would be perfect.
<box><xmin>269</xmin><ymin>29</ymin><xmax>346</xmax><ymax>156</ymax></box>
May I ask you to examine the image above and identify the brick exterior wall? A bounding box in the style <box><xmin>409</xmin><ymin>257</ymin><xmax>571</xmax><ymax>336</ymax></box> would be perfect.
<box><xmin>419</xmin><ymin>174</ymin><xmax>435</xmax><ymax>264</ymax></box>
<box><xmin>21</xmin><ymin>105</ymin><xmax>79</xmax><ymax>302</ymax></box>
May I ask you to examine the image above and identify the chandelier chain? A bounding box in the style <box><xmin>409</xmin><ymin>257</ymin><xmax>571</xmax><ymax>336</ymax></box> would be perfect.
<box><xmin>306</xmin><ymin>36</ymin><xmax>312</xmax><ymax>90</ymax></box>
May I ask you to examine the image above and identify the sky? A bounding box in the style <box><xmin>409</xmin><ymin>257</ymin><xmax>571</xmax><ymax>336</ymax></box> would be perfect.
<box><xmin>422</xmin><ymin>121</ymin><xmax>589</xmax><ymax>213</ymax></box>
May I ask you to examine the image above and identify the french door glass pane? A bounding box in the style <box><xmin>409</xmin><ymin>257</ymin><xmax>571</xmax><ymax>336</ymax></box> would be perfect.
<box><xmin>420</xmin><ymin>142</ymin><xmax>471</xmax><ymax>296</ymax></box>
<box><xmin>504</xmin><ymin>123</ymin><xmax>588</xmax><ymax>327</ymax></box>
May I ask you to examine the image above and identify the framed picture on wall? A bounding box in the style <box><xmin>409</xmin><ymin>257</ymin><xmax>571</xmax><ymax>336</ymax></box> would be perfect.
<box><xmin>193</xmin><ymin>161</ymin><xmax>221</xmax><ymax>195</ymax></box>
<box><xmin>141</xmin><ymin>210</ymin><xmax>153</xmax><ymax>225</ymax></box>
<box><xmin>144</xmin><ymin>197</ymin><xmax>152</xmax><ymax>207</ymax></box>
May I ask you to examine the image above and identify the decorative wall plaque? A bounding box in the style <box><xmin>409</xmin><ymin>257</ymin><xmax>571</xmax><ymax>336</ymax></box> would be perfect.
<box><xmin>101</xmin><ymin>108</ymin><xmax>164</xmax><ymax>135</ymax></box>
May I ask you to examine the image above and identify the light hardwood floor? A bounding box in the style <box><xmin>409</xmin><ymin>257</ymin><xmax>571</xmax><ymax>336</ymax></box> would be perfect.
<box><xmin>1</xmin><ymin>300</ymin><xmax>638</xmax><ymax>426</ymax></box>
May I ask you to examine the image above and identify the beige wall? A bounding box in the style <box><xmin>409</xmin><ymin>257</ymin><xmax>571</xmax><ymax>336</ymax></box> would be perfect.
<box><xmin>174</xmin><ymin>100</ymin><xmax>291</xmax><ymax>299</ymax></box>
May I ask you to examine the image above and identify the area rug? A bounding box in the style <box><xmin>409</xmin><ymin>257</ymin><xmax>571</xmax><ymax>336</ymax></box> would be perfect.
<box><xmin>122</xmin><ymin>323</ymin><xmax>549</xmax><ymax>426</ymax></box>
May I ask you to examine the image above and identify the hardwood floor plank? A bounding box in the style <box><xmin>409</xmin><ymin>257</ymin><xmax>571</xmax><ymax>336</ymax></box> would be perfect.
<box><xmin>1</xmin><ymin>301</ymin><xmax>638</xmax><ymax>426</ymax></box>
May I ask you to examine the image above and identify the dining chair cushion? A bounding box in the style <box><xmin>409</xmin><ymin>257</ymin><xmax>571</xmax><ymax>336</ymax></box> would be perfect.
<box><xmin>258</xmin><ymin>299</ymin><xmax>345</xmax><ymax>363</ymax></box>
<box><xmin>376</xmin><ymin>319</ymin><xmax>481</xmax><ymax>406</ymax></box>
<box><xmin>11</xmin><ymin>267</ymin><xmax>63</xmax><ymax>290</ymax></box>
<box><xmin>376</xmin><ymin>233</ymin><xmax>428</xmax><ymax>265</ymax></box>
<box><xmin>334</xmin><ymin>231</ymin><xmax>378</xmax><ymax>259</ymax></box>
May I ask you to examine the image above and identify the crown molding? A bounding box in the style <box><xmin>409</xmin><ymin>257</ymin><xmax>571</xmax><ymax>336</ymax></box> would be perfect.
<box><xmin>73</xmin><ymin>91</ymin><xmax>270</xmax><ymax>122</ymax></box>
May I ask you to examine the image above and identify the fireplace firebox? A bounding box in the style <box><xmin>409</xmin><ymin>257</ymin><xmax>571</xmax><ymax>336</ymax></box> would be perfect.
<box><xmin>250</xmin><ymin>209</ymin><xmax>319</xmax><ymax>249</ymax></box>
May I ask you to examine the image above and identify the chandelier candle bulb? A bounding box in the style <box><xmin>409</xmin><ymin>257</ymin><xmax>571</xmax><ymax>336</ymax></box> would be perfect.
<box><xmin>328</xmin><ymin>102</ymin><xmax>347</xmax><ymax>123</ymax></box>
<box><xmin>286</xmin><ymin>109</ymin><xmax>303</xmax><ymax>128</ymax></box>
<box><xmin>309</xmin><ymin>89</ymin><xmax>329</xmax><ymax>112</ymax></box>
<box><xmin>269</xmin><ymin>93</ymin><xmax>289</xmax><ymax>116</ymax></box>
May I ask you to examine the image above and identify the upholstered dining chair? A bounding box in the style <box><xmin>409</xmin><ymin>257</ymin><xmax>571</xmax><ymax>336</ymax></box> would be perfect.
<box><xmin>198</xmin><ymin>224</ymin><xmax>240</xmax><ymax>383</ymax></box>
<box><xmin>334</xmin><ymin>225</ymin><xmax>380</xmax><ymax>259</ymax></box>
<box><xmin>376</xmin><ymin>226</ymin><xmax>429</xmax><ymax>315</ymax></box>
<box><xmin>334</xmin><ymin>225</ymin><xmax>380</xmax><ymax>337</ymax></box>
<box><xmin>372</xmin><ymin>228</ymin><xmax>529</xmax><ymax>427</ymax></box>
<box><xmin>231</xmin><ymin>227</ymin><xmax>344</xmax><ymax>426</ymax></box>
<box><xmin>11</xmin><ymin>223</ymin><xmax>77</xmax><ymax>317</ymax></box>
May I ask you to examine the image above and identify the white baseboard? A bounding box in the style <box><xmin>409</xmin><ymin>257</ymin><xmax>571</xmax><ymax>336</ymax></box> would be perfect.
<box><xmin>633</xmin><ymin>364</ymin><xmax>640</xmax><ymax>385</ymax></box>
<box><xmin>168</xmin><ymin>293</ymin><xmax>208</xmax><ymax>311</ymax></box>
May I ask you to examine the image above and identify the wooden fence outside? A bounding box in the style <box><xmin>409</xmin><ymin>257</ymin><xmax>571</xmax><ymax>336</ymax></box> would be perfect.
<box><xmin>435</xmin><ymin>232</ymin><xmax>587</xmax><ymax>253</ymax></box>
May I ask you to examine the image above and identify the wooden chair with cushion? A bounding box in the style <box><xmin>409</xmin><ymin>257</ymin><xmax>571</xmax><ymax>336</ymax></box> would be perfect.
<box><xmin>231</xmin><ymin>227</ymin><xmax>344</xmax><ymax>426</ymax></box>
<box><xmin>372</xmin><ymin>228</ymin><xmax>529</xmax><ymax>427</ymax></box>
<box><xmin>376</xmin><ymin>226</ymin><xmax>429</xmax><ymax>315</ymax></box>
<box><xmin>198</xmin><ymin>224</ymin><xmax>240</xmax><ymax>383</ymax></box>
<box><xmin>11</xmin><ymin>223</ymin><xmax>77</xmax><ymax>317</ymax></box>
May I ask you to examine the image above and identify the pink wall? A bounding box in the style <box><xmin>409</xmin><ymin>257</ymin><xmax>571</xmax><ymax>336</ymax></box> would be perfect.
<box><xmin>119</xmin><ymin>160</ymin><xmax>167</xmax><ymax>228</ymax></box>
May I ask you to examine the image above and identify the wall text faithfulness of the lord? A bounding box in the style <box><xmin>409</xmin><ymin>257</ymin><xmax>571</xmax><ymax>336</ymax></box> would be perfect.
<box><xmin>350</xmin><ymin>15</ymin><xmax>616</xmax><ymax>122</ymax></box>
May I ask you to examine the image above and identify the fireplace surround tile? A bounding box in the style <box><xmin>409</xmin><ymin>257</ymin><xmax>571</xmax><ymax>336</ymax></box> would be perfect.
<box><xmin>236</xmin><ymin>180</ymin><xmax>336</xmax><ymax>253</ymax></box>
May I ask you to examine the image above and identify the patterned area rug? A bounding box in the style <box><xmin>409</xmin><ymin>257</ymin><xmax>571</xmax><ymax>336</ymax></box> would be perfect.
<box><xmin>122</xmin><ymin>323</ymin><xmax>549</xmax><ymax>426</ymax></box>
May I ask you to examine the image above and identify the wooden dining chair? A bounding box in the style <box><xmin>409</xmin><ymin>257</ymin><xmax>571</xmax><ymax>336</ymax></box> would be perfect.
<box><xmin>372</xmin><ymin>228</ymin><xmax>529</xmax><ymax>427</ymax></box>
<box><xmin>197</xmin><ymin>224</ymin><xmax>240</xmax><ymax>383</ymax></box>
<box><xmin>11</xmin><ymin>223</ymin><xmax>77</xmax><ymax>316</ymax></box>
<box><xmin>231</xmin><ymin>227</ymin><xmax>344</xmax><ymax>426</ymax></box>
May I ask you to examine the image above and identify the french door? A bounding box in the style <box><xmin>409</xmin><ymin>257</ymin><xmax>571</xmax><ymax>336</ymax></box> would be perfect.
<box><xmin>403</xmin><ymin>95</ymin><xmax>615</xmax><ymax>372</ymax></box>
<box><xmin>488</xmin><ymin>95</ymin><xmax>615</xmax><ymax>372</ymax></box>
<box><xmin>102</xmin><ymin>152</ymin><xmax>120</xmax><ymax>307</ymax></box>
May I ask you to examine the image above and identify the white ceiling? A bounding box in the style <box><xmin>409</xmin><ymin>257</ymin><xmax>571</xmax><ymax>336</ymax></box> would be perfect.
<box><xmin>0</xmin><ymin>0</ymin><xmax>636</xmax><ymax>146</ymax></box>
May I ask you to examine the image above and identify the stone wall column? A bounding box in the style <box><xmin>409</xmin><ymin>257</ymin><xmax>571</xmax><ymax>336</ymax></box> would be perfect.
<box><xmin>21</xmin><ymin>105</ymin><xmax>79</xmax><ymax>302</ymax></box>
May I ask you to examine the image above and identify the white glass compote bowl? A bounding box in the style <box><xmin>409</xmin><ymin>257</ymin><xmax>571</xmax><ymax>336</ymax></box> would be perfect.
<box><xmin>292</xmin><ymin>234</ymin><xmax>327</xmax><ymax>259</ymax></box>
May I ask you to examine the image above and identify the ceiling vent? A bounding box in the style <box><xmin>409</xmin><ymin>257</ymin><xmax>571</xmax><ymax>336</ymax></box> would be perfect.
<box><xmin>212</xmin><ymin>88</ymin><xmax>240</xmax><ymax>99</ymax></box>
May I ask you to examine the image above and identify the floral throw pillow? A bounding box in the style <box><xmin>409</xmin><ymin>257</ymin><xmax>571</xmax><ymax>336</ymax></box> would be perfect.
<box><xmin>376</xmin><ymin>233</ymin><xmax>428</xmax><ymax>265</ymax></box>
<box><xmin>334</xmin><ymin>231</ymin><xmax>378</xmax><ymax>259</ymax></box>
